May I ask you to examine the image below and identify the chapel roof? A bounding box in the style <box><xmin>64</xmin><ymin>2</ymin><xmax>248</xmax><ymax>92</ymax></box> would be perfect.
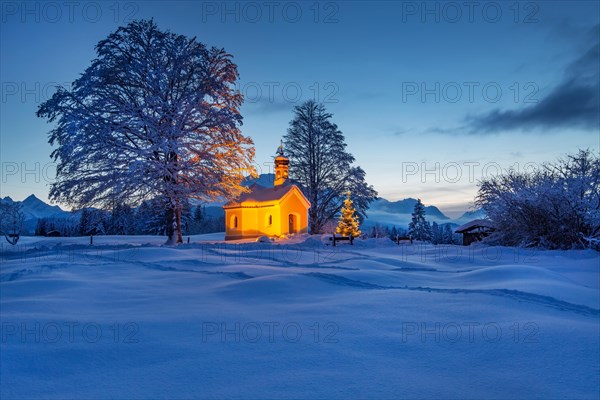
<box><xmin>224</xmin><ymin>182</ymin><xmax>298</xmax><ymax>208</ymax></box>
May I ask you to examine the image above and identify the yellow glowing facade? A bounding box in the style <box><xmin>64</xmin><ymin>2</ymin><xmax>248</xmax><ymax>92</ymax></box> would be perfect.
<box><xmin>224</xmin><ymin>146</ymin><xmax>310</xmax><ymax>240</ymax></box>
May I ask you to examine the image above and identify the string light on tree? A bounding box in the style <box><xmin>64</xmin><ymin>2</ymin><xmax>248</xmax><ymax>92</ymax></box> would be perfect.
<box><xmin>336</xmin><ymin>191</ymin><xmax>361</xmax><ymax>237</ymax></box>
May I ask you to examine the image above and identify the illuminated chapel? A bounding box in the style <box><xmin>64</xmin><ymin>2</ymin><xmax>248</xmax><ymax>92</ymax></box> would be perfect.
<box><xmin>223</xmin><ymin>145</ymin><xmax>311</xmax><ymax>240</ymax></box>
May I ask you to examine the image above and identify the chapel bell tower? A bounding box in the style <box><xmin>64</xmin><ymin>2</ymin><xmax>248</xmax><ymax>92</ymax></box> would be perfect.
<box><xmin>274</xmin><ymin>142</ymin><xmax>289</xmax><ymax>186</ymax></box>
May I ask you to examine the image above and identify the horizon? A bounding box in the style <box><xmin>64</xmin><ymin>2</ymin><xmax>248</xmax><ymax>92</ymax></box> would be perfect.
<box><xmin>2</xmin><ymin>182</ymin><xmax>473</xmax><ymax>220</ymax></box>
<box><xmin>1</xmin><ymin>1</ymin><xmax>599</xmax><ymax>219</ymax></box>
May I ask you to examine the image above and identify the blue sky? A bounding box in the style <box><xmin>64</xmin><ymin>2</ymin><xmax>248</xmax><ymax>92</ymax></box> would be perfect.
<box><xmin>1</xmin><ymin>1</ymin><xmax>599</xmax><ymax>217</ymax></box>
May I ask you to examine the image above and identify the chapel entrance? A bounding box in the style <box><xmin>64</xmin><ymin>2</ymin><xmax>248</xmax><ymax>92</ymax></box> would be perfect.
<box><xmin>288</xmin><ymin>214</ymin><xmax>296</xmax><ymax>234</ymax></box>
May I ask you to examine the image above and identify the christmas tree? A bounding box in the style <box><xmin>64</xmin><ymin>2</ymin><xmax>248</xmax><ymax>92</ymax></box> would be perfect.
<box><xmin>336</xmin><ymin>191</ymin><xmax>362</xmax><ymax>237</ymax></box>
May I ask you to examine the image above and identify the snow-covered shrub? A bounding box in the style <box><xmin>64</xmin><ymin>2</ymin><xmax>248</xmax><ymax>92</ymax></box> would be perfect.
<box><xmin>476</xmin><ymin>149</ymin><xmax>599</xmax><ymax>249</ymax></box>
<box><xmin>0</xmin><ymin>202</ymin><xmax>24</xmax><ymax>244</ymax></box>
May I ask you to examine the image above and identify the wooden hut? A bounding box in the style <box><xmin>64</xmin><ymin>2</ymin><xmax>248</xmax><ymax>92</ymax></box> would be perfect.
<box><xmin>454</xmin><ymin>219</ymin><xmax>494</xmax><ymax>246</ymax></box>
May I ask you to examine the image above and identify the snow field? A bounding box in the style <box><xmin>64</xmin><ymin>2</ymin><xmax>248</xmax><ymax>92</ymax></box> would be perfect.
<box><xmin>1</xmin><ymin>234</ymin><xmax>598</xmax><ymax>398</ymax></box>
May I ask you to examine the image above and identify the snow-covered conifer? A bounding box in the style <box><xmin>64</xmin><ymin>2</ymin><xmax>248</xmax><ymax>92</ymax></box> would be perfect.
<box><xmin>408</xmin><ymin>199</ymin><xmax>432</xmax><ymax>241</ymax></box>
<box><xmin>283</xmin><ymin>101</ymin><xmax>377</xmax><ymax>233</ymax></box>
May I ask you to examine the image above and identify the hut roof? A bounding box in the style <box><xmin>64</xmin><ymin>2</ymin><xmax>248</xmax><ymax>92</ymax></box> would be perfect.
<box><xmin>454</xmin><ymin>219</ymin><xmax>494</xmax><ymax>234</ymax></box>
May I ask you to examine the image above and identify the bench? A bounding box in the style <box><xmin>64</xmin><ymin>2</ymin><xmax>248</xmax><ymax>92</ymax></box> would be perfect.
<box><xmin>331</xmin><ymin>235</ymin><xmax>354</xmax><ymax>246</ymax></box>
<box><xmin>393</xmin><ymin>236</ymin><xmax>413</xmax><ymax>245</ymax></box>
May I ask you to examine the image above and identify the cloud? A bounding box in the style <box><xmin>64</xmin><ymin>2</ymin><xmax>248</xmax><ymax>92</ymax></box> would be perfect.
<box><xmin>466</xmin><ymin>25</ymin><xmax>599</xmax><ymax>134</ymax></box>
<box><xmin>424</xmin><ymin>126</ymin><xmax>464</xmax><ymax>135</ymax></box>
<box><xmin>390</xmin><ymin>127</ymin><xmax>411</xmax><ymax>136</ymax></box>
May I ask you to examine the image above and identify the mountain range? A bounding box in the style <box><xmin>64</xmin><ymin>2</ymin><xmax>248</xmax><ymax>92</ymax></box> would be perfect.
<box><xmin>243</xmin><ymin>174</ymin><xmax>484</xmax><ymax>227</ymax></box>
<box><xmin>2</xmin><ymin>183</ymin><xmax>484</xmax><ymax>234</ymax></box>
<box><xmin>370</xmin><ymin>198</ymin><xmax>449</xmax><ymax>220</ymax></box>
<box><xmin>1</xmin><ymin>195</ymin><xmax>74</xmax><ymax>233</ymax></box>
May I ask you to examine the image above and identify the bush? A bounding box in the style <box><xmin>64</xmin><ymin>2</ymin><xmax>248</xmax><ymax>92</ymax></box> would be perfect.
<box><xmin>476</xmin><ymin>149</ymin><xmax>599</xmax><ymax>249</ymax></box>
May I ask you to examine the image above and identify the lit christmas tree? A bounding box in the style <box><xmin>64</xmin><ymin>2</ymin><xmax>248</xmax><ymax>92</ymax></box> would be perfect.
<box><xmin>336</xmin><ymin>191</ymin><xmax>361</xmax><ymax>237</ymax></box>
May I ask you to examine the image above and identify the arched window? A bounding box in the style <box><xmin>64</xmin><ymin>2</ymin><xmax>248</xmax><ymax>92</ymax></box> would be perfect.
<box><xmin>231</xmin><ymin>215</ymin><xmax>238</xmax><ymax>229</ymax></box>
<box><xmin>268</xmin><ymin>215</ymin><xmax>273</xmax><ymax>226</ymax></box>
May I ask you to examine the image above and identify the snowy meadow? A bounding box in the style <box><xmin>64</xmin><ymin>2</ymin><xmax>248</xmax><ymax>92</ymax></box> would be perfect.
<box><xmin>2</xmin><ymin>1</ymin><xmax>599</xmax><ymax>399</ymax></box>
<box><xmin>1</xmin><ymin>234</ymin><xmax>598</xmax><ymax>399</ymax></box>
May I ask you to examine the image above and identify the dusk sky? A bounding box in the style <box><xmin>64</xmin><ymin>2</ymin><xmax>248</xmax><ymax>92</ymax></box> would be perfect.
<box><xmin>1</xmin><ymin>1</ymin><xmax>599</xmax><ymax>217</ymax></box>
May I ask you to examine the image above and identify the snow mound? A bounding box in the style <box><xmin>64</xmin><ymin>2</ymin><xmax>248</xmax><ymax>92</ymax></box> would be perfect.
<box><xmin>213</xmin><ymin>273</ymin><xmax>338</xmax><ymax>301</ymax></box>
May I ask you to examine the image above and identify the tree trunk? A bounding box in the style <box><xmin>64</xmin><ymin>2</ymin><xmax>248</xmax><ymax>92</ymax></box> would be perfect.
<box><xmin>166</xmin><ymin>206</ymin><xmax>176</xmax><ymax>245</ymax></box>
<box><xmin>164</xmin><ymin>149</ymin><xmax>183</xmax><ymax>245</ymax></box>
<box><xmin>175</xmin><ymin>206</ymin><xmax>183</xmax><ymax>243</ymax></box>
<box><xmin>309</xmin><ymin>208</ymin><xmax>319</xmax><ymax>234</ymax></box>
<box><xmin>165</xmin><ymin>202</ymin><xmax>183</xmax><ymax>245</ymax></box>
